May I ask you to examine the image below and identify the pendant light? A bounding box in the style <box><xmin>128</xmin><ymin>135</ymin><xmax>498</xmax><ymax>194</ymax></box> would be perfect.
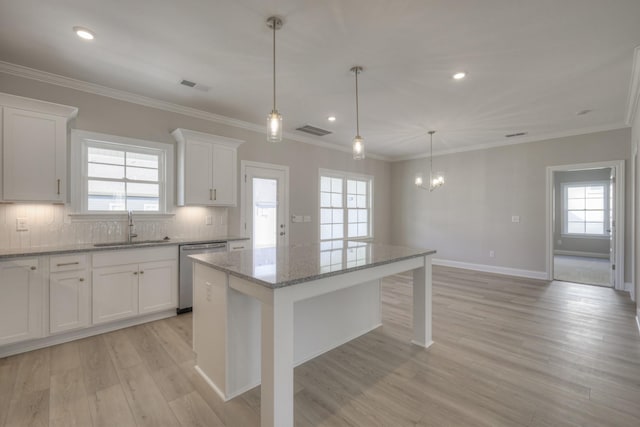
<box><xmin>266</xmin><ymin>16</ymin><xmax>283</xmax><ymax>142</ymax></box>
<box><xmin>415</xmin><ymin>131</ymin><xmax>445</xmax><ymax>191</ymax></box>
<box><xmin>350</xmin><ymin>66</ymin><xmax>365</xmax><ymax>160</ymax></box>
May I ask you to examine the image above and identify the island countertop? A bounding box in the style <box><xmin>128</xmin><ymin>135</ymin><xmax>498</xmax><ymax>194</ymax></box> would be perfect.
<box><xmin>189</xmin><ymin>241</ymin><xmax>436</xmax><ymax>289</ymax></box>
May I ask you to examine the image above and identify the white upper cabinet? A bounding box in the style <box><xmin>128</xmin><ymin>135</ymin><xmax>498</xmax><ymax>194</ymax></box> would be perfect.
<box><xmin>172</xmin><ymin>128</ymin><xmax>243</xmax><ymax>206</ymax></box>
<box><xmin>0</xmin><ymin>93</ymin><xmax>78</xmax><ymax>203</ymax></box>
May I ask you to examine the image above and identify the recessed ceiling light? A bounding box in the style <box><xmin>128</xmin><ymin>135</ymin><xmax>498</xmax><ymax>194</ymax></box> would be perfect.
<box><xmin>73</xmin><ymin>26</ymin><xmax>95</xmax><ymax>40</ymax></box>
<box><xmin>327</xmin><ymin>116</ymin><xmax>336</xmax><ymax>122</ymax></box>
<box><xmin>452</xmin><ymin>72</ymin><xmax>466</xmax><ymax>80</ymax></box>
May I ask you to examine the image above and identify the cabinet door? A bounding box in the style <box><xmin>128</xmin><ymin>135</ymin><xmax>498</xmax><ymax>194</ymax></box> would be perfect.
<box><xmin>50</xmin><ymin>270</ymin><xmax>90</xmax><ymax>333</ymax></box>
<box><xmin>139</xmin><ymin>260</ymin><xmax>177</xmax><ymax>314</ymax></box>
<box><xmin>92</xmin><ymin>264</ymin><xmax>139</xmax><ymax>324</ymax></box>
<box><xmin>211</xmin><ymin>144</ymin><xmax>237</xmax><ymax>205</ymax></box>
<box><xmin>184</xmin><ymin>140</ymin><xmax>213</xmax><ymax>205</ymax></box>
<box><xmin>0</xmin><ymin>259</ymin><xmax>42</xmax><ymax>345</ymax></box>
<box><xmin>2</xmin><ymin>107</ymin><xmax>66</xmax><ymax>202</ymax></box>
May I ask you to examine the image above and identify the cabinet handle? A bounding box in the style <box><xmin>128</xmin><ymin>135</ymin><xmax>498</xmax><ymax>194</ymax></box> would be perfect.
<box><xmin>30</xmin><ymin>266</ymin><xmax>37</xmax><ymax>270</ymax></box>
<box><xmin>79</xmin><ymin>278</ymin><xmax>85</xmax><ymax>282</ymax></box>
<box><xmin>209</xmin><ymin>189</ymin><xmax>213</xmax><ymax>200</ymax></box>
<box><xmin>214</xmin><ymin>189</ymin><xmax>217</xmax><ymax>200</ymax></box>
<box><xmin>57</xmin><ymin>179</ymin><xmax>61</xmax><ymax>195</ymax></box>
<box><xmin>140</xmin><ymin>271</ymin><xmax>144</xmax><ymax>275</ymax></box>
<box><xmin>133</xmin><ymin>271</ymin><xmax>138</xmax><ymax>275</ymax></box>
<box><xmin>234</xmin><ymin>246</ymin><xmax>245</xmax><ymax>250</ymax></box>
<box><xmin>57</xmin><ymin>261</ymin><xmax>80</xmax><ymax>267</ymax></box>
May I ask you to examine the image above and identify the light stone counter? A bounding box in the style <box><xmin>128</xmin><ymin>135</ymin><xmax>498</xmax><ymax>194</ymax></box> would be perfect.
<box><xmin>0</xmin><ymin>235</ymin><xmax>248</xmax><ymax>259</ymax></box>
<box><xmin>189</xmin><ymin>241</ymin><xmax>436</xmax><ymax>289</ymax></box>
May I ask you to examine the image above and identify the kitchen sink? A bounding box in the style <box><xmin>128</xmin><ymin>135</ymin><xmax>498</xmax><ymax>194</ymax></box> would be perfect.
<box><xmin>94</xmin><ymin>239</ymin><xmax>170</xmax><ymax>247</ymax></box>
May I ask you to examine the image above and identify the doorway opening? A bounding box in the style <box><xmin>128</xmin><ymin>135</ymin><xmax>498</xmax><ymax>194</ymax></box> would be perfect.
<box><xmin>546</xmin><ymin>161</ymin><xmax>625</xmax><ymax>289</ymax></box>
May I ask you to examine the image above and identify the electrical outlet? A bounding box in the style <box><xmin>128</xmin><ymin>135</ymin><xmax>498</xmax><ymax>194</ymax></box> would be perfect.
<box><xmin>511</xmin><ymin>215</ymin><xmax>520</xmax><ymax>223</ymax></box>
<box><xmin>303</xmin><ymin>215</ymin><xmax>311</xmax><ymax>222</ymax></box>
<box><xmin>206</xmin><ymin>282</ymin><xmax>212</xmax><ymax>302</ymax></box>
<box><xmin>16</xmin><ymin>217</ymin><xmax>28</xmax><ymax>231</ymax></box>
<box><xmin>489</xmin><ymin>250</ymin><xmax>495</xmax><ymax>258</ymax></box>
<box><xmin>557</xmin><ymin>239</ymin><xmax>562</xmax><ymax>245</ymax></box>
<box><xmin>205</xmin><ymin>215</ymin><xmax>212</xmax><ymax>225</ymax></box>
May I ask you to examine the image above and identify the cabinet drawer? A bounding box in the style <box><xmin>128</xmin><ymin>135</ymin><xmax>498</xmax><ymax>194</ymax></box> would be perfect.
<box><xmin>50</xmin><ymin>254</ymin><xmax>88</xmax><ymax>272</ymax></box>
<box><xmin>228</xmin><ymin>240</ymin><xmax>250</xmax><ymax>252</ymax></box>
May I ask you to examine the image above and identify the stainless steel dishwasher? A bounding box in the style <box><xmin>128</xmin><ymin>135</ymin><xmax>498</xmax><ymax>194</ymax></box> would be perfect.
<box><xmin>178</xmin><ymin>242</ymin><xmax>227</xmax><ymax>313</ymax></box>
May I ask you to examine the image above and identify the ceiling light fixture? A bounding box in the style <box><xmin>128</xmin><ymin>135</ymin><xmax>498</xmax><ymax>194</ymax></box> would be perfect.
<box><xmin>452</xmin><ymin>72</ymin><xmax>466</xmax><ymax>80</ymax></box>
<box><xmin>415</xmin><ymin>131</ymin><xmax>445</xmax><ymax>191</ymax></box>
<box><xmin>266</xmin><ymin>16</ymin><xmax>283</xmax><ymax>143</ymax></box>
<box><xmin>351</xmin><ymin>66</ymin><xmax>365</xmax><ymax>160</ymax></box>
<box><xmin>73</xmin><ymin>26</ymin><xmax>95</xmax><ymax>40</ymax></box>
<box><xmin>327</xmin><ymin>116</ymin><xmax>336</xmax><ymax>122</ymax></box>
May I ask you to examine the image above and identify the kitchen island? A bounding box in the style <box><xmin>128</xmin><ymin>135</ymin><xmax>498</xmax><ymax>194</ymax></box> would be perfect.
<box><xmin>190</xmin><ymin>241</ymin><xmax>436</xmax><ymax>427</ymax></box>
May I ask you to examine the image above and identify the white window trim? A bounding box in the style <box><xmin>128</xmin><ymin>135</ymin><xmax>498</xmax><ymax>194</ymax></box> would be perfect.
<box><xmin>561</xmin><ymin>180</ymin><xmax>609</xmax><ymax>238</ymax></box>
<box><xmin>70</xmin><ymin>130</ymin><xmax>175</xmax><ymax>217</ymax></box>
<box><xmin>318</xmin><ymin>168</ymin><xmax>374</xmax><ymax>241</ymax></box>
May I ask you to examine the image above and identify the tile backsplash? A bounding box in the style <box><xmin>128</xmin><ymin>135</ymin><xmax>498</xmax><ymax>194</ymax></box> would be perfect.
<box><xmin>0</xmin><ymin>204</ymin><xmax>228</xmax><ymax>250</ymax></box>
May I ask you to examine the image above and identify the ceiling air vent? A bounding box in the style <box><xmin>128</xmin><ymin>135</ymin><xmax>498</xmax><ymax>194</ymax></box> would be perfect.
<box><xmin>296</xmin><ymin>125</ymin><xmax>332</xmax><ymax>136</ymax></box>
<box><xmin>180</xmin><ymin>79</ymin><xmax>196</xmax><ymax>87</ymax></box>
<box><xmin>505</xmin><ymin>132</ymin><xmax>528</xmax><ymax>138</ymax></box>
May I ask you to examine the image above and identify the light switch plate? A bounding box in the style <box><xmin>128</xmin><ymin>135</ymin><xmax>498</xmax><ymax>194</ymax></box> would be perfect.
<box><xmin>511</xmin><ymin>215</ymin><xmax>520</xmax><ymax>223</ymax></box>
<box><xmin>16</xmin><ymin>217</ymin><xmax>28</xmax><ymax>231</ymax></box>
<box><xmin>303</xmin><ymin>216</ymin><xmax>311</xmax><ymax>222</ymax></box>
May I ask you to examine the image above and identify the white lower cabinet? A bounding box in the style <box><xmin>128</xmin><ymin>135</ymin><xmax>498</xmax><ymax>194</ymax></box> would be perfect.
<box><xmin>50</xmin><ymin>254</ymin><xmax>90</xmax><ymax>334</ymax></box>
<box><xmin>92</xmin><ymin>246</ymin><xmax>178</xmax><ymax>325</ymax></box>
<box><xmin>92</xmin><ymin>264</ymin><xmax>139</xmax><ymax>324</ymax></box>
<box><xmin>139</xmin><ymin>260</ymin><xmax>178</xmax><ymax>314</ymax></box>
<box><xmin>0</xmin><ymin>258</ymin><xmax>43</xmax><ymax>346</ymax></box>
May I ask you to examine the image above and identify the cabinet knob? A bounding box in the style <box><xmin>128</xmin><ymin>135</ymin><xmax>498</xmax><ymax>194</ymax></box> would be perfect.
<box><xmin>79</xmin><ymin>278</ymin><xmax>85</xmax><ymax>282</ymax></box>
<box><xmin>30</xmin><ymin>266</ymin><xmax>37</xmax><ymax>270</ymax></box>
<box><xmin>280</xmin><ymin>232</ymin><xmax>285</xmax><ymax>236</ymax></box>
<box><xmin>133</xmin><ymin>271</ymin><xmax>138</xmax><ymax>275</ymax></box>
<box><xmin>140</xmin><ymin>271</ymin><xmax>144</xmax><ymax>275</ymax></box>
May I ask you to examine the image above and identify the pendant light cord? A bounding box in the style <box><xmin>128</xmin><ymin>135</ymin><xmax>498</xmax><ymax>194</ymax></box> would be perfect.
<box><xmin>355</xmin><ymin>68</ymin><xmax>360</xmax><ymax>136</ymax></box>
<box><xmin>273</xmin><ymin>22</ymin><xmax>277</xmax><ymax>111</ymax></box>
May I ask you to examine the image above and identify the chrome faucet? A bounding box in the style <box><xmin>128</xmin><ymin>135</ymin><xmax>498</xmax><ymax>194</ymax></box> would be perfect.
<box><xmin>127</xmin><ymin>210</ymin><xmax>138</xmax><ymax>243</ymax></box>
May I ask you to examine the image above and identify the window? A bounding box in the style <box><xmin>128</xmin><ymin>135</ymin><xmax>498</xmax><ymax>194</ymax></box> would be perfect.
<box><xmin>319</xmin><ymin>169</ymin><xmax>372</xmax><ymax>240</ymax></box>
<box><xmin>562</xmin><ymin>182</ymin><xmax>609</xmax><ymax>236</ymax></box>
<box><xmin>71</xmin><ymin>130</ymin><xmax>174</xmax><ymax>214</ymax></box>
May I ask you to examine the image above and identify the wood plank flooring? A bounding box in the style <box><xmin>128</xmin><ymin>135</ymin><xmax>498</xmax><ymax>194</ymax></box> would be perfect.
<box><xmin>1</xmin><ymin>266</ymin><xmax>639</xmax><ymax>426</ymax></box>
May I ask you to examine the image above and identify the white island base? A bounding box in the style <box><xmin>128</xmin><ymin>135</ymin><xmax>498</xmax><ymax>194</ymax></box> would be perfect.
<box><xmin>193</xmin><ymin>264</ymin><xmax>383</xmax><ymax>400</ymax></box>
<box><xmin>192</xmin><ymin>248</ymin><xmax>433</xmax><ymax>427</ymax></box>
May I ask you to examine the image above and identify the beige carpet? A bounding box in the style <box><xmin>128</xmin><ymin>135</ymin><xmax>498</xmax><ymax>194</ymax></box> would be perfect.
<box><xmin>553</xmin><ymin>255</ymin><xmax>611</xmax><ymax>287</ymax></box>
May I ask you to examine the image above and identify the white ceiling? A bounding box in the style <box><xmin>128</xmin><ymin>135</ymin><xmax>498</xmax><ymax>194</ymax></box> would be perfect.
<box><xmin>1</xmin><ymin>0</ymin><xmax>639</xmax><ymax>160</ymax></box>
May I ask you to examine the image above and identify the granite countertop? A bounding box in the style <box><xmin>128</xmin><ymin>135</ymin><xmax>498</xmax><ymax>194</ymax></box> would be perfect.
<box><xmin>189</xmin><ymin>241</ymin><xmax>436</xmax><ymax>289</ymax></box>
<box><xmin>0</xmin><ymin>236</ymin><xmax>249</xmax><ymax>259</ymax></box>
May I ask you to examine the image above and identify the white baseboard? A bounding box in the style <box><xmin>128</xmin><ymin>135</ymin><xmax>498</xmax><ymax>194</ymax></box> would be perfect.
<box><xmin>0</xmin><ymin>309</ymin><xmax>176</xmax><ymax>358</ymax></box>
<box><xmin>624</xmin><ymin>282</ymin><xmax>634</xmax><ymax>294</ymax></box>
<box><xmin>432</xmin><ymin>258</ymin><xmax>547</xmax><ymax>280</ymax></box>
<box><xmin>553</xmin><ymin>250</ymin><xmax>609</xmax><ymax>259</ymax></box>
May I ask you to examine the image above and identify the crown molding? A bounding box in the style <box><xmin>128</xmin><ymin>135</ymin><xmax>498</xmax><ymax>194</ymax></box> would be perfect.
<box><xmin>0</xmin><ymin>61</ymin><xmax>388</xmax><ymax>161</ymax></box>
<box><xmin>625</xmin><ymin>46</ymin><xmax>640</xmax><ymax>126</ymax></box>
<box><xmin>390</xmin><ymin>122</ymin><xmax>629</xmax><ymax>162</ymax></box>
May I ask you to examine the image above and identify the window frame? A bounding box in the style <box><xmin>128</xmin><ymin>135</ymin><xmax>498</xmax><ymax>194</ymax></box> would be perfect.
<box><xmin>70</xmin><ymin>130</ymin><xmax>174</xmax><ymax>217</ymax></box>
<box><xmin>318</xmin><ymin>168</ymin><xmax>374</xmax><ymax>241</ymax></box>
<box><xmin>561</xmin><ymin>180</ymin><xmax>610</xmax><ymax>238</ymax></box>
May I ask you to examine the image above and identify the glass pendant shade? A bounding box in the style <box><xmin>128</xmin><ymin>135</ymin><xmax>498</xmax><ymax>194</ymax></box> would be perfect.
<box><xmin>267</xmin><ymin>110</ymin><xmax>282</xmax><ymax>142</ymax></box>
<box><xmin>414</xmin><ymin>173</ymin><xmax>424</xmax><ymax>187</ymax></box>
<box><xmin>353</xmin><ymin>135</ymin><xmax>365</xmax><ymax>160</ymax></box>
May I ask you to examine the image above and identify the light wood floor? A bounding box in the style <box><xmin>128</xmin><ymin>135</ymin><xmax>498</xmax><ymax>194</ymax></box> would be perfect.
<box><xmin>1</xmin><ymin>266</ymin><xmax>640</xmax><ymax>426</ymax></box>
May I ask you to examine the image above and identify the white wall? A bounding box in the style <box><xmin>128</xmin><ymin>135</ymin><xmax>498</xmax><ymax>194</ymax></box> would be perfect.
<box><xmin>0</xmin><ymin>72</ymin><xmax>391</xmax><ymax>247</ymax></box>
<box><xmin>390</xmin><ymin>128</ymin><xmax>632</xmax><ymax>280</ymax></box>
<box><xmin>631</xmin><ymin>95</ymin><xmax>640</xmax><ymax>317</ymax></box>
